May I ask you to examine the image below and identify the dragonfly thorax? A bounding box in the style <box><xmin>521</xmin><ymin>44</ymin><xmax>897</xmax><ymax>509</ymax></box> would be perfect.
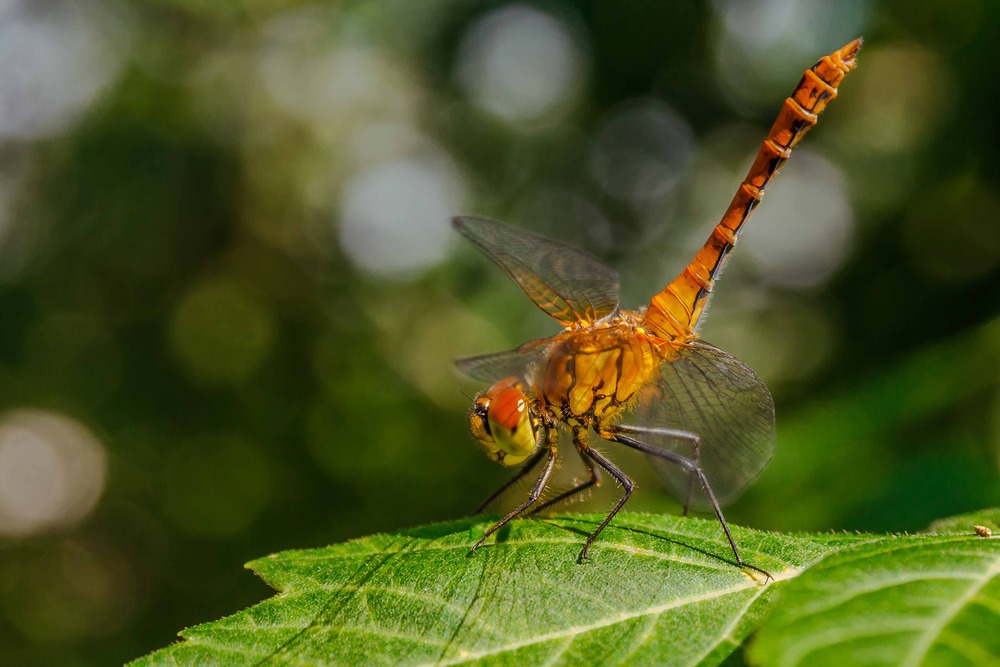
<box><xmin>536</xmin><ymin>322</ymin><xmax>661</xmax><ymax>429</ymax></box>
<box><xmin>468</xmin><ymin>377</ymin><xmax>542</xmax><ymax>467</ymax></box>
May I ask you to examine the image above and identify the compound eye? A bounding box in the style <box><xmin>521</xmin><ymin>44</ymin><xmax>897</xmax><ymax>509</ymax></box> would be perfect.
<box><xmin>465</xmin><ymin>377</ymin><xmax>538</xmax><ymax>467</ymax></box>
<box><xmin>482</xmin><ymin>378</ymin><xmax>538</xmax><ymax>464</ymax></box>
<box><xmin>488</xmin><ymin>387</ymin><xmax>527</xmax><ymax>433</ymax></box>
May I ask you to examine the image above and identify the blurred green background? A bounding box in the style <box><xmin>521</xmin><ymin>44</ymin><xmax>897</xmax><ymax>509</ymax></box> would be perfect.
<box><xmin>0</xmin><ymin>0</ymin><xmax>998</xmax><ymax>664</ymax></box>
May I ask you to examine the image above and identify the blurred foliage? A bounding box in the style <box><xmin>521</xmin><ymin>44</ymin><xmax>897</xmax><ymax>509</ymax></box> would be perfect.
<box><xmin>0</xmin><ymin>0</ymin><xmax>998</xmax><ymax>664</ymax></box>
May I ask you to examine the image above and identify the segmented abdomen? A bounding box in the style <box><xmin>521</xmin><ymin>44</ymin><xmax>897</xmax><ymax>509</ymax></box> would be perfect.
<box><xmin>644</xmin><ymin>38</ymin><xmax>862</xmax><ymax>341</ymax></box>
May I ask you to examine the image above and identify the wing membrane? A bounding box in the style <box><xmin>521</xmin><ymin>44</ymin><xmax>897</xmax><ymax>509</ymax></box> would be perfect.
<box><xmin>630</xmin><ymin>341</ymin><xmax>775</xmax><ymax>509</ymax></box>
<box><xmin>455</xmin><ymin>340</ymin><xmax>550</xmax><ymax>383</ymax></box>
<box><xmin>453</xmin><ymin>216</ymin><xmax>619</xmax><ymax>326</ymax></box>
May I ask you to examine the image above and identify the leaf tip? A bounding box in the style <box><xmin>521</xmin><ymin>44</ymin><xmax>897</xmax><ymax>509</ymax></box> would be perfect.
<box><xmin>245</xmin><ymin>552</ymin><xmax>279</xmax><ymax>573</ymax></box>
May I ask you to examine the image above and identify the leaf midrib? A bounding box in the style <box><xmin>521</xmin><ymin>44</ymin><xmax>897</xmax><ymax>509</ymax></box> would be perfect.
<box><xmin>431</xmin><ymin>568</ymin><xmax>798</xmax><ymax>666</ymax></box>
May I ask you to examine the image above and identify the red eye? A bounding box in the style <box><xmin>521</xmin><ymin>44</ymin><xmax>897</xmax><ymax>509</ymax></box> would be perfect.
<box><xmin>489</xmin><ymin>387</ymin><xmax>526</xmax><ymax>430</ymax></box>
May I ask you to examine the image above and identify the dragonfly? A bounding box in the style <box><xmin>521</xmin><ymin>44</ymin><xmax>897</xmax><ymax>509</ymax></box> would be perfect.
<box><xmin>454</xmin><ymin>38</ymin><xmax>862</xmax><ymax>574</ymax></box>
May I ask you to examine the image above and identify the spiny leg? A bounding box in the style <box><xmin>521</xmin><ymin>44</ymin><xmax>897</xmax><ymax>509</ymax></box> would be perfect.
<box><xmin>529</xmin><ymin>443</ymin><xmax>601</xmax><ymax>515</ymax></box>
<box><xmin>470</xmin><ymin>445</ymin><xmax>558</xmax><ymax>554</ymax></box>
<box><xmin>473</xmin><ymin>447</ymin><xmax>548</xmax><ymax>515</ymax></box>
<box><xmin>684</xmin><ymin>437</ymin><xmax>701</xmax><ymax>517</ymax></box>
<box><xmin>610</xmin><ymin>424</ymin><xmax>701</xmax><ymax>517</ymax></box>
<box><xmin>607</xmin><ymin>424</ymin><xmax>771</xmax><ymax>580</ymax></box>
<box><xmin>578</xmin><ymin>444</ymin><xmax>634</xmax><ymax>563</ymax></box>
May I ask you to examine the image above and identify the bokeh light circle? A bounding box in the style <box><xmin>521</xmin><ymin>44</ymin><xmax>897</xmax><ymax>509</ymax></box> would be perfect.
<box><xmin>169</xmin><ymin>278</ymin><xmax>278</xmax><ymax>386</ymax></box>
<box><xmin>339</xmin><ymin>152</ymin><xmax>465</xmax><ymax>277</ymax></box>
<box><xmin>455</xmin><ymin>3</ymin><xmax>587</xmax><ymax>124</ymax></box>
<box><xmin>741</xmin><ymin>151</ymin><xmax>855</xmax><ymax>289</ymax></box>
<box><xmin>0</xmin><ymin>410</ymin><xmax>106</xmax><ymax>537</ymax></box>
<box><xmin>0</xmin><ymin>0</ymin><xmax>130</xmax><ymax>139</ymax></box>
<box><xmin>589</xmin><ymin>99</ymin><xmax>695</xmax><ymax>206</ymax></box>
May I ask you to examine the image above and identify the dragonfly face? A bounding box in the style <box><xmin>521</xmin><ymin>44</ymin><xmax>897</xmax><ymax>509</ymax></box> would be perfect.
<box><xmin>468</xmin><ymin>377</ymin><xmax>541</xmax><ymax>467</ymax></box>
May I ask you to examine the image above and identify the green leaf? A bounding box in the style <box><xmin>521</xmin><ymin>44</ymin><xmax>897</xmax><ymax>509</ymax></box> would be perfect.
<box><xmin>132</xmin><ymin>513</ymin><xmax>859</xmax><ymax>666</ymax></box>
<box><xmin>748</xmin><ymin>531</ymin><xmax>1000</xmax><ymax>666</ymax></box>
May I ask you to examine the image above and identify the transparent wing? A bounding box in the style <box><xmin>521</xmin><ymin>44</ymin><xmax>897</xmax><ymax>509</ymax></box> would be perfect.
<box><xmin>630</xmin><ymin>340</ymin><xmax>775</xmax><ymax>509</ymax></box>
<box><xmin>453</xmin><ymin>216</ymin><xmax>620</xmax><ymax>326</ymax></box>
<box><xmin>455</xmin><ymin>339</ymin><xmax>550</xmax><ymax>384</ymax></box>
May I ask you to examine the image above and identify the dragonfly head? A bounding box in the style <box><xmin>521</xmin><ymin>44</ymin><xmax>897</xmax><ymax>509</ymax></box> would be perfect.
<box><xmin>468</xmin><ymin>377</ymin><xmax>540</xmax><ymax>467</ymax></box>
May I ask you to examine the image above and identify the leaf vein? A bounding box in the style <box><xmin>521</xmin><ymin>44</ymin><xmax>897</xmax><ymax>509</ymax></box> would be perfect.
<box><xmin>898</xmin><ymin>555</ymin><xmax>1000</xmax><ymax>667</ymax></box>
<box><xmin>432</xmin><ymin>570</ymin><xmax>796</xmax><ymax>665</ymax></box>
<box><xmin>610</xmin><ymin>615</ymin><xmax>660</xmax><ymax>667</ymax></box>
<box><xmin>685</xmin><ymin>580</ymin><xmax>770</xmax><ymax>666</ymax></box>
<box><xmin>539</xmin><ymin>635</ymin><xmax>576</xmax><ymax>667</ymax></box>
<box><xmin>935</xmin><ymin>628</ymin><xmax>998</xmax><ymax>665</ymax></box>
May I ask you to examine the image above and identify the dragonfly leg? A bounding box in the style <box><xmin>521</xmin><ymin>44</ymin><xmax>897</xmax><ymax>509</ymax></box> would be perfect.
<box><xmin>684</xmin><ymin>438</ymin><xmax>702</xmax><ymax>517</ymax></box>
<box><xmin>528</xmin><ymin>444</ymin><xmax>601</xmax><ymax>515</ymax></box>
<box><xmin>473</xmin><ymin>447</ymin><xmax>548</xmax><ymax>514</ymax></box>
<box><xmin>607</xmin><ymin>427</ymin><xmax>771</xmax><ymax>580</ymax></box>
<box><xmin>470</xmin><ymin>445</ymin><xmax>558</xmax><ymax>555</ymax></box>
<box><xmin>609</xmin><ymin>424</ymin><xmax>702</xmax><ymax>517</ymax></box>
<box><xmin>577</xmin><ymin>444</ymin><xmax>635</xmax><ymax>563</ymax></box>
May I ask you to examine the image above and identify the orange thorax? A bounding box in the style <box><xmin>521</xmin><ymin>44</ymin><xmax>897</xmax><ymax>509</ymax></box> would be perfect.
<box><xmin>533</xmin><ymin>313</ymin><xmax>671</xmax><ymax>428</ymax></box>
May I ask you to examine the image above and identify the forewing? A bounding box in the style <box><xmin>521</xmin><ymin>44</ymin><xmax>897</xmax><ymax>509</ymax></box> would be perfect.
<box><xmin>454</xmin><ymin>341</ymin><xmax>550</xmax><ymax>384</ymax></box>
<box><xmin>631</xmin><ymin>341</ymin><xmax>775</xmax><ymax>509</ymax></box>
<box><xmin>453</xmin><ymin>216</ymin><xmax>620</xmax><ymax>326</ymax></box>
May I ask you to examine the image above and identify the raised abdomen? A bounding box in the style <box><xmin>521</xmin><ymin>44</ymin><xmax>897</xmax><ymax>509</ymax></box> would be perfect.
<box><xmin>644</xmin><ymin>38</ymin><xmax>862</xmax><ymax>341</ymax></box>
